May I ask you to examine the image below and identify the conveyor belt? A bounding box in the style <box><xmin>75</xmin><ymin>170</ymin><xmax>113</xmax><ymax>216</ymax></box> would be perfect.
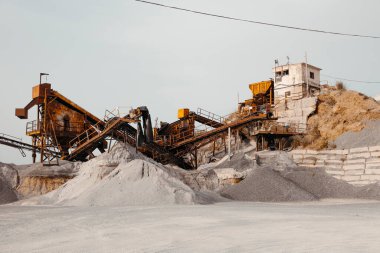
<box><xmin>171</xmin><ymin>114</ymin><xmax>268</xmax><ymax>151</ymax></box>
<box><xmin>0</xmin><ymin>135</ymin><xmax>60</xmax><ymax>157</ymax></box>
<box><xmin>63</xmin><ymin>117</ymin><xmax>136</xmax><ymax>161</ymax></box>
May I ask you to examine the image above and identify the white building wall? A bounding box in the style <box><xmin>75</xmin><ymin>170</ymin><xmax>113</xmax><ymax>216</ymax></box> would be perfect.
<box><xmin>273</xmin><ymin>63</ymin><xmax>321</xmax><ymax>102</ymax></box>
<box><xmin>272</xmin><ymin>62</ymin><xmax>321</xmax><ymax>130</ymax></box>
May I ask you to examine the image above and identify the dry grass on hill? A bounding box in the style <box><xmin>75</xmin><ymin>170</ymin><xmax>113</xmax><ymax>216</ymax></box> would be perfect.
<box><xmin>297</xmin><ymin>87</ymin><xmax>380</xmax><ymax>150</ymax></box>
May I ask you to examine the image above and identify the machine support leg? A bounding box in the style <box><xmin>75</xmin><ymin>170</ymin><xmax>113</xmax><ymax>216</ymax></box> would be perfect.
<box><xmin>228</xmin><ymin>127</ymin><xmax>231</xmax><ymax>161</ymax></box>
<box><xmin>194</xmin><ymin>148</ymin><xmax>198</xmax><ymax>169</ymax></box>
<box><xmin>212</xmin><ymin>140</ymin><xmax>216</xmax><ymax>157</ymax></box>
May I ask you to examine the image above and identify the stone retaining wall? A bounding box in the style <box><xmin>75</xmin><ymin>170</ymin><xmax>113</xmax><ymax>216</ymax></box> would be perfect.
<box><xmin>290</xmin><ymin>146</ymin><xmax>380</xmax><ymax>186</ymax></box>
<box><xmin>274</xmin><ymin>97</ymin><xmax>317</xmax><ymax>132</ymax></box>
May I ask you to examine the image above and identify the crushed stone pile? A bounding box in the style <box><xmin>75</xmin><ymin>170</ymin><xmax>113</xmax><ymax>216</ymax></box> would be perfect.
<box><xmin>220</xmin><ymin>167</ymin><xmax>317</xmax><ymax>202</ymax></box>
<box><xmin>280</xmin><ymin>167</ymin><xmax>380</xmax><ymax>200</ymax></box>
<box><xmin>333</xmin><ymin>120</ymin><xmax>380</xmax><ymax>149</ymax></box>
<box><xmin>18</xmin><ymin>144</ymin><xmax>219</xmax><ymax>206</ymax></box>
<box><xmin>215</xmin><ymin>152</ymin><xmax>255</xmax><ymax>172</ymax></box>
<box><xmin>301</xmin><ymin>89</ymin><xmax>380</xmax><ymax>149</ymax></box>
<box><xmin>221</xmin><ymin>164</ymin><xmax>380</xmax><ymax>202</ymax></box>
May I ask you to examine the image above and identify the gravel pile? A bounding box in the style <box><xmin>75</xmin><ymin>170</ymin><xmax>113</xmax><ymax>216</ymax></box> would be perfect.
<box><xmin>333</xmin><ymin>120</ymin><xmax>380</xmax><ymax>149</ymax></box>
<box><xmin>220</xmin><ymin>167</ymin><xmax>317</xmax><ymax>202</ymax></box>
<box><xmin>215</xmin><ymin>152</ymin><xmax>254</xmax><ymax>172</ymax></box>
<box><xmin>281</xmin><ymin>167</ymin><xmax>380</xmax><ymax>200</ymax></box>
<box><xmin>222</xmin><ymin>165</ymin><xmax>380</xmax><ymax>202</ymax></box>
<box><xmin>17</xmin><ymin>144</ymin><xmax>220</xmax><ymax>206</ymax></box>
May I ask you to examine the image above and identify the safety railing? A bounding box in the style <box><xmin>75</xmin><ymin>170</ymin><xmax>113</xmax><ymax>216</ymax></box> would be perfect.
<box><xmin>68</xmin><ymin>121</ymin><xmax>104</xmax><ymax>148</ymax></box>
<box><xmin>156</xmin><ymin>105</ymin><xmax>276</xmax><ymax>147</ymax></box>
<box><xmin>155</xmin><ymin>127</ymin><xmax>195</xmax><ymax>147</ymax></box>
<box><xmin>104</xmin><ymin>106</ymin><xmax>132</xmax><ymax>122</ymax></box>
<box><xmin>26</xmin><ymin>120</ymin><xmax>41</xmax><ymax>134</ymax></box>
<box><xmin>196</xmin><ymin>108</ymin><xmax>226</xmax><ymax>124</ymax></box>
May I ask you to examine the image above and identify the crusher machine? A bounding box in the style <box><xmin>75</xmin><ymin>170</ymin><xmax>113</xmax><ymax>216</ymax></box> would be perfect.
<box><xmin>5</xmin><ymin>77</ymin><xmax>303</xmax><ymax>169</ymax></box>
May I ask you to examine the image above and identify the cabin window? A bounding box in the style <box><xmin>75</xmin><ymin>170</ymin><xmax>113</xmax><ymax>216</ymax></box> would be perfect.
<box><xmin>283</xmin><ymin>69</ymin><xmax>289</xmax><ymax>76</ymax></box>
<box><xmin>310</xmin><ymin>72</ymin><xmax>315</xmax><ymax>79</ymax></box>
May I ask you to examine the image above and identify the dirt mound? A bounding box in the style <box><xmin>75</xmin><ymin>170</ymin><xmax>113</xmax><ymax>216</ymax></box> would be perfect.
<box><xmin>300</xmin><ymin>88</ymin><xmax>380</xmax><ymax>149</ymax></box>
<box><xmin>220</xmin><ymin>168</ymin><xmax>317</xmax><ymax>202</ymax></box>
<box><xmin>17</xmin><ymin>144</ymin><xmax>219</xmax><ymax>206</ymax></box>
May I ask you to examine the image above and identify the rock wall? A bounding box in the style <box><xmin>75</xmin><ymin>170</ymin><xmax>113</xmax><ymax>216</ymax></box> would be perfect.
<box><xmin>290</xmin><ymin>146</ymin><xmax>380</xmax><ymax>186</ymax></box>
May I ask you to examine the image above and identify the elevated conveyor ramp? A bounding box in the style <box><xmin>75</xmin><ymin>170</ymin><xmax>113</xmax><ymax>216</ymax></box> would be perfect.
<box><xmin>0</xmin><ymin>133</ymin><xmax>60</xmax><ymax>157</ymax></box>
<box><xmin>63</xmin><ymin>117</ymin><xmax>137</xmax><ymax>161</ymax></box>
<box><xmin>171</xmin><ymin>113</ymin><xmax>269</xmax><ymax>152</ymax></box>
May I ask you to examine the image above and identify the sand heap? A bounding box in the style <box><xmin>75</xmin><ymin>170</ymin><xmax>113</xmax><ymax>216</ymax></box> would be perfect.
<box><xmin>18</xmin><ymin>144</ymin><xmax>217</xmax><ymax>206</ymax></box>
<box><xmin>300</xmin><ymin>88</ymin><xmax>380</xmax><ymax>149</ymax></box>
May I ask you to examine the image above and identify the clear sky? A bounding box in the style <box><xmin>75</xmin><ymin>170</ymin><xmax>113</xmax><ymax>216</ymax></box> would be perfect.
<box><xmin>1</xmin><ymin>0</ymin><xmax>379</xmax><ymax>164</ymax></box>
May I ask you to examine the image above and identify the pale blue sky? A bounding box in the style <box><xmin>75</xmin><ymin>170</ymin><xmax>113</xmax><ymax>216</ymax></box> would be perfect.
<box><xmin>1</xmin><ymin>0</ymin><xmax>379</xmax><ymax>164</ymax></box>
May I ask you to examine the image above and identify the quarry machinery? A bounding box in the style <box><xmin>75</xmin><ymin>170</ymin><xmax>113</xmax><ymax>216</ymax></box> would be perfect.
<box><xmin>6</xmin><ymin>77</ymin><xmax>302</xmax><ymax>169</ymax></box>
<box><xmin>238</xmin><ymin>79</ymin><xmax>274</xmax><ymax>117</ymax></box>
<box><xmin>15</xmin><ymin>82</ymin><xmax>107</xmax><ymax>164</ymax></box>
<box><xmin>11</xmin><ymin>80</ymin><xmax>192</xmax><ymax>168</ymax></box>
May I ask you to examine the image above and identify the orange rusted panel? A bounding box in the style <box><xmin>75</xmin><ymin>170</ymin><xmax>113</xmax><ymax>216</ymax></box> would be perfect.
<box><xmin>47</xmin><ymin>100</ymin><xmax>86</xmax><ymax>139</ymax></box>
<box><xmin>15</xmin><ymin>108</ymin><xmax>28</xmax><ymax>119</ymax></box>
<box><xmin>177</xmin><ymin>108</ymin><xmax>189</xmax><ymax>119</ymax></box>
<box><xmin>32</xmin><ymin>83</ymin><xmax>51</xmax><ymax>99</ymax></box>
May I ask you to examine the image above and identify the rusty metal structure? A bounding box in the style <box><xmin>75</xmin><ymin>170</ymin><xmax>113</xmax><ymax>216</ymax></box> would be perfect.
<box><xmin>238</xmin><ymin>79</ymin><xmax>274</xmax><ymax>117</ymax></box>
<box><xmin>15</xmin><ymin>82</ymin><xmax>104</xmax><ymax>165</ymax></box>
<box><xmin>3</xmin><ymin>77</ymin><xmax>303</xmax><ymax>169</ymax></box>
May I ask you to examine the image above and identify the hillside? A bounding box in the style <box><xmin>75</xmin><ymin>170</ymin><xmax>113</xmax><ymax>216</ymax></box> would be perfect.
<box><xmin>299</xmin><ymin>87</ymin><xmax>380</xmax><ymax>149</ymax></box>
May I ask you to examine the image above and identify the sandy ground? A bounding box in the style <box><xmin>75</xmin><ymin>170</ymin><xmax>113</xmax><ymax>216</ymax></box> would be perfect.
<box><xmin>1</xmin><ymin>200</ymin><xmax>380</xmax><ymax>253</ymax></box>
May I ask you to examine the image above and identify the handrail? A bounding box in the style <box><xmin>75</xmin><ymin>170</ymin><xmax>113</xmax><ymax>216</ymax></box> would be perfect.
<box><xmin>196</xmin><ymin>108</ymin><xmax>225</xmax><ymax>123</ymax></box>
<box><xmin>68</xmin><ymin>120</ymin><xmax>104</xmax><ymax>148</ymax></box>
<box><xmin>104</xmin><ymin>106</ymin><xmax>132</xmax><ymax>122</ymax></box>
<box><xmin>26</xmin><ymin>120</ymin><xmax>41</xmax><ymax>134</ymax></box>
<box><xmin>26</xmin><ymin>120</ymin><xmax>86</xmax><ymax>135</ymax></box>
